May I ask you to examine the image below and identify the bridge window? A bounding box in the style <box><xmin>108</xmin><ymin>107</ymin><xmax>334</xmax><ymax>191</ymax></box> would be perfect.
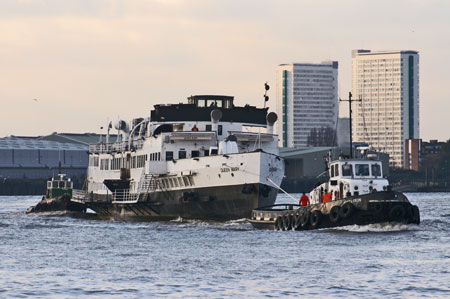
<box><xmin>342</xmin><ymin>164</ymin><xmax>353</xmax><ymax>176</ymax></box>
<box><xmin>355</xmin><ymin>164</ymin><xmax>370</xmax><ymax>176</ymax></box>
<box><xmin>371</xmin><ymin>164</ymin><xmax>381</xmax><ymax>177</ymax></box>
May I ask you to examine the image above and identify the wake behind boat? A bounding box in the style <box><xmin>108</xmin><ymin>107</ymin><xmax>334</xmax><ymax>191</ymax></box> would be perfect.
<box><xmin>72</xmin><ymin>93</ymin><xmax>284</xmax><ymax>220</ymax></box>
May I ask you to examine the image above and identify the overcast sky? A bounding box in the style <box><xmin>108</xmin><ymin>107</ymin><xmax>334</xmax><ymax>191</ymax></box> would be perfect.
<box><xmin>1</xmin><ymin>0</ymin><xmax>449</xmax><ymax>141</ymax></box>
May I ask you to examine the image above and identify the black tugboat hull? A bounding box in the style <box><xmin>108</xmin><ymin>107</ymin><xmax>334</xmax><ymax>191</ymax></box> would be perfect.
<box><xmin>249</xmin><ymin>191</ymin><xmax>420</xmax><ymax>230</ymax></box>
<box><xmin>84</xmin><ymin>183</ymin><xmax>279</xmax><ymax>221</ymax></box>
<box><xmin>27</xmin><ymin>194</ymin><xmax>86</xmax><ymax>214</ymax></box>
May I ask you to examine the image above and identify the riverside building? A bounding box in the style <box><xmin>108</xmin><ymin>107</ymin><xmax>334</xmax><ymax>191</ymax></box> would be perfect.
<box><xmin>352</xmin><ymin>49</ymin><xmax>419</xmax><ymax>168</ymax></box>
<box><xmin>276</xmin><ymin>62</ymin><xmax>339</xmax><ymax>148</ymax></box>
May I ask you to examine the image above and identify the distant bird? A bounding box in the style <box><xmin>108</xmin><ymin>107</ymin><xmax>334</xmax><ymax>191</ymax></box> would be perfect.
<box><xmin>33</xmin><ymin>98</ymin><xmax>38</xmax><ymax>102</ymax></box>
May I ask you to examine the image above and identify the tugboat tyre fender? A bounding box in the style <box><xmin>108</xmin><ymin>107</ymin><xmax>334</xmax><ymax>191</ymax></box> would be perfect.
<box><xmin>329</xmin><ymin>206</ymin><xmax>341</xmax><ymax>223</ymax></box>
<box><xmin>274</xmin><ymin>216</ymin><xmax>282</xmax><ymax>231</ymax></box>
<box><xmin>412</xmin><ymin>205</ymin><xmax>420</xmax><ymax>224</ymax></box>
<box><xmin>287</xmin><ymin>214</ymin><xmax>294</xmax><ymax>231</ymax></box>
<box><xmin>373</xmin><ymin>202</ymin><xmax>383</xmax><ymax>215</ymax></box>
<box><xmin>389</xmin><ymin>205</ymin><xmax>406</xmax><ymax>220</ymax></box>
<box><xmin>294</xmin><ymin>214</ymin><xmax>302</xmax><ymax>230</ymax></box>
<box><xmin>300</xmin><ymin>211</ymin><xmax>310</xmax><ymax>228</ymax></box>
<box><xmin>340</xmin><ymin>202</ymin><xmax>355</xmax><ymax>219</ymax></box>
<box><xmin>310</xmin><ymin>210</ymin><xmax>322</xmax><ymax>229</ymax></box>
<box><xmin>282</xmin><ymin>215</ymin><xmax>289</xmax><ymax>231</ymax></box>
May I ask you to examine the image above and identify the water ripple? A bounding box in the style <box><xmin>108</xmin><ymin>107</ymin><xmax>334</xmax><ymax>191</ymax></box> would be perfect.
<box><xmin>0</xmin><ymin>193</ymin><xmax>449</xmax><ymax>298</ymax></box>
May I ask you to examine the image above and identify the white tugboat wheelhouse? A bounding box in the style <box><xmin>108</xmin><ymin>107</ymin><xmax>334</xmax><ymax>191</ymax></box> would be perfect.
<box><xmin>309</xmin><ymin>155</ymin><xmax>389</xmax><ymax>204</ymax></box>
<box><xmin>74</xmin><ymin>95</ymin><xmax>284</xmax><ymax>220</ymax></box>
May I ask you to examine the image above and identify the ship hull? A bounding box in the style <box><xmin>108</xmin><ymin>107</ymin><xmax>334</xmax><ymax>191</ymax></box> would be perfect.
<box><xmin>249</xmin><ymin>191</ymin><xmax>420</xmax><ymax>230</ymax></box>
<box><xmin>85</xmin><ymin>183</ymin><xmax>278</xmax><ymax>220</ymax></box>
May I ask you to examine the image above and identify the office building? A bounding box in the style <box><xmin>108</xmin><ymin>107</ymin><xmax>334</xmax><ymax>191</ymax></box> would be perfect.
<box><xmin>352</xmin><ymin>50</ymin><xmax>419</xmax><ymax>167</ymax></box>
<box><xmin>276</xmin><ymin>62</ymin><xmax>338</xmax><ymax>148</ymax></box>
<box><xmin>405</xmin><ymin>139</ymin><xmax>421</xmax><ymax>171</ymax></box>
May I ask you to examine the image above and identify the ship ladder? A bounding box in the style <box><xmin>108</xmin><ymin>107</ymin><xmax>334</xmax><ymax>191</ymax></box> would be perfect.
<box><xmin>135</xmin><ymin>172</ymin><xmax>158</xmax><ymax>203</ymax></box>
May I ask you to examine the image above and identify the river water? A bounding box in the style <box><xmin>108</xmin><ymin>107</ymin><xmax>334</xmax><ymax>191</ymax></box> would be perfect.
<box><xmin>1</xmin><ymin>193</ymin><xmax>449</xmax><ymax>298</ymax></box>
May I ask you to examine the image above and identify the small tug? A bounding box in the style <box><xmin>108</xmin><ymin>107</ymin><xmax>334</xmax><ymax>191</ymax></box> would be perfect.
<box><xmin>249</xmin><ymin>153</ymin><xmax>420</xmax><ymax>230</ymax></box>
<box><xmin>27</xmin><ymin>174</ymin><xmax>86</xmax><ymax>214</ymax></box>
<box><xmin>249</xmin><ymin>92</ymin><xmax>420</xmax><ymax>231</ymax></box>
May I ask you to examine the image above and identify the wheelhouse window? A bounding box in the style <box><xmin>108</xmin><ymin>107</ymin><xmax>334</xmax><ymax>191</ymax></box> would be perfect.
<box><xmin>197</xmin><ymin>99</ymin><xmax>205</xmax><ymax>107</ymax></box>
<box><xmin>342</xmin><ymin>164</ymin><xmax>353</xmax><ymax>176</ymax></box>
<box><xmin>191</xmin><ymin>150</ymin><xmax>200</xmax><ymax>158</ymax></box>
<box><xmin>166</xmin><ymin>151</ymin><xmax>173</xmax><ymax>161</ymax></box>
<box><xmin>178</xmin><ymin>150</ymin><xmax>186</xmax><ymax>159</ymax></box>
<box><xmin>335</xmin><ymin>164</ymin><xmax>339</xmax><ymax>176</ymax></box>
<box><xmin>371</xmin><ymin>164</ymin><xmax>382</xmax><ymax>177</ymax></box>
<box><xmin>355</xmin><ymin>164</ymin><xmax>370</xmax><ymax>176</ymax></box>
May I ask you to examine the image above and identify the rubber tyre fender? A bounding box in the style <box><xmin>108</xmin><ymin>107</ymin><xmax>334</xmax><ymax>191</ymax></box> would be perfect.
<box><xmin>389</xmin><ymin>205</ymin><xmax>406</xmax><ymax>220</ymax></box>
<box><xmin>300</xmin><ymin>211</ymin><xmax>310</xmax><ymax>228</ymax></box>
<box><xmin>329</xmin><ymin>206</ymin><xmax>341</xmax><ymax>223</ymax></box>
<box><xmin>340</xmin><ymin>202</ymin><xmax>355</xmax><ymax>219</ymax></box>
<box><xmin>274</xmin><ymin>216</ymin><xmax>282</xmax><ymax>231</ymax></box>
<box><xmin>294</xmin><ymin>214</ymin><xmax>302</xmax><ymax>230</ymax></box>
<box><xmin>287</xmin><ymin>214</ymin><xmax>295</xmax><ymax>231</ymax></box>
<box><xmin>310</xmin><ymin>210</ymin><xmax>322</xmax><ymax>229</ymax></box>
<box><xmin>412</xmin><ymin>205</ymin><xmax>420</xmax><ymax>224</ymax></box>
<box><xmin>282</xmin><ymin>215</ymin><xmax>289</xmax><ymax>231</ymax></box>
<box><xmin>373</xmin><ymin>202</ymin><xmax>383</xmax><ymax>215</ymax></box>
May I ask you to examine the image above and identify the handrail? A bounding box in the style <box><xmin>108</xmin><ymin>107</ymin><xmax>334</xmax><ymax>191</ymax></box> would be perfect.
<box><xmin>112</xmin><ymin>189</ymin><xmax>138</xmax><ymax>204</ymax></box>
<box><xmin>71</xmin><ymin>189</ymin><xmax>87</xmax><ymax>203</ymax></box>
<box><xmin>89</xmin><ymin>139</ymin><xmax>144</xmax><ymax>154</ymax></box>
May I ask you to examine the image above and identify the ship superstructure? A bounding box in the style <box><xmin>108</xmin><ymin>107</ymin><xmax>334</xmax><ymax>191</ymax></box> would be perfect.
<box><xmin>73</xmin><ymin>95</ymin><xmax>284</xmax><ymax>220</ymax></box>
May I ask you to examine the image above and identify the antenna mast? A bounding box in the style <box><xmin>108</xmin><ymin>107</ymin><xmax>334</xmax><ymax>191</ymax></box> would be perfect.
<box><xmin>339</xmin><ymin>92</ymin><xmax>361</xmax><ymax>158</ymax></box>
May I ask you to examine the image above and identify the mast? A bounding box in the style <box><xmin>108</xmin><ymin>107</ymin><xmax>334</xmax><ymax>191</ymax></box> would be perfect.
<box><xmin>339</xmin><ymin>92</ymin><xmax>361</xmax><ymax>158</ymax></box>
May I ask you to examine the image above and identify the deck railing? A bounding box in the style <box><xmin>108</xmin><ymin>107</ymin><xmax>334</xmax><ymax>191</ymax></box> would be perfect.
<box><xmin>72</xmin><ymin>189</ymin><xmax>87</xmax><ymax>203</ymax></box>
<box><xmin>112</xmin><ymin>189</ymin><xmax>138</xmax><ymax>204</ymax></box>
<box><xmin>89</xmin><ymin>139</ymin><xmax>144</xmax><ymax>154</ymax></box>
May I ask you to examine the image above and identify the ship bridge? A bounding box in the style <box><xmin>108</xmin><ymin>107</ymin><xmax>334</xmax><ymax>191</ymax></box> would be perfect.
<box><xmin>151</xmin><ymin>95</ymin><xmax>268</xmax><ymax>126</ymax></box>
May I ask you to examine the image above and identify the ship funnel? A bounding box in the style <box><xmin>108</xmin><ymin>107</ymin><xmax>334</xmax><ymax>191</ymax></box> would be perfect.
<box><xmin>266</xmin><ymin>112</ymin><xmax>278</xmax><ymax>134</ymax></box>
<box><xmin>210</xmin><ymin>109</ymin><xmax>222</xmax><ymax>133</ymax></box>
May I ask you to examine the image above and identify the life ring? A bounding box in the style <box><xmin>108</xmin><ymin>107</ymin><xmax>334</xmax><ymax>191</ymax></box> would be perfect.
<box><xmin>329</xmin><ymin>206</ymin><xmax>341</xmax><ymax>223</ymax></box>
<box><xmin>340</xmin><ymin>202</ymin><xmax>355</xmax><ymax>219</ymax></box>
<box><xmin>300</xmin><ymin>211</ymin><xmax>310</xmax><ymax>228</ymax></box>
<box><xmin>389</xmin><ymin>205</ymin><xmax>406</xmax><ymax>220</ymax></box>
<box><xmin>274</xmin><ymin>216</ymin><xmax>282</xmax><ymax>230</ymax></box>
<box><xmin>310</xmin><ymin>210</ymin><xmax>322</xmax><ymax>229</ymax></box>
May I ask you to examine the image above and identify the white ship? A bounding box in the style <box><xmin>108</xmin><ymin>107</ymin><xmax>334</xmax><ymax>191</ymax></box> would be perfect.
<box><xmin>73</xmin><ymin>95</ymin><xmax>284</xmax><ymax>220</ymax></box>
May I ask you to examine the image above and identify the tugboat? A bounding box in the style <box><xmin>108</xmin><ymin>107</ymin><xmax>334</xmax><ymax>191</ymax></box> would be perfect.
<box><xmin>27</xmin><ymin>174</ymin><xmax>86</xmax><ymax>214</ymax></box>
<box><xmin>249</xmin><ymin>92</ymin><xmax>420</xmax><ymax>230</ymax></box>
<box><xmin>71</xmin><ymin>88</ymin><xmax>284</xmax><ymax>220</ymax></box>
<box><xmin>249</xmin><ymin>152</ymin><xmax>420</xmax><ymax>230</ymax></box>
